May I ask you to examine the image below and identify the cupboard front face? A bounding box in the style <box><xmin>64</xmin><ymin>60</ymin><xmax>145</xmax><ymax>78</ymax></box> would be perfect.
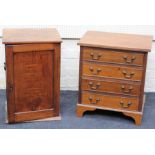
<box><xmin>5</xmin><ymin>44</ymin><xmax>60</xmax><ymax>123</ymax></box>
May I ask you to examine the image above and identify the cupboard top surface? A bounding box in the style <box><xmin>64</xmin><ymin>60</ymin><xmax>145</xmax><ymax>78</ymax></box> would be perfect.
<box><xmin>2</xmin><ymin>28</ymin><xmax>62</xmax><ymax>44</ymax></box>
<box><xmin>78</xmin><ymin>31</ymin><xmax>153</xmax><ymax>52</ymax></box>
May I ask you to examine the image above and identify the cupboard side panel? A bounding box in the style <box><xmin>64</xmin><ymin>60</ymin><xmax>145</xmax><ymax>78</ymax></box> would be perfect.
<box><xmin>5</xmin><ymin>45</ymin><xmax>15</xmax><ymax>123</ymax></box>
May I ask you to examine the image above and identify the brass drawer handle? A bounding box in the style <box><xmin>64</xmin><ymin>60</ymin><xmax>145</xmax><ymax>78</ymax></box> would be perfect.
<box><xmin>89</xmin><ymin>96</ymin><xmax>100</xmax><ymax>104</ymax></box>
<box><xmin>120</xmin><ymin>101</ymin><xmax>132</xmax><ymax>108</ymax></box>
<box><xmin>121</xmin><ymin>85</ymin><xmax>133</xmax><ymax>93</ymax></box>
<box><xmin>123</xmin><ymin>55</ymin><xmax>136</xmax><ymax>63</ymax></box>
<box><xmin>122</xmin><ymin>70</ymin><xmax>135</xmax><ymax>79</ymax></box>
<box><xmin>89</xmin><ymin>82</ymin><xmax>101</xmax><ymax>90</ymax></box>
<box><xmin>90</xmin><ymin>52</ymin><xmax>102</xmax><ymax>60</ymax></box>
<box><xmin>89</xmin><ymin>67</ymin><xmax>102</xmax><ymax>75</ymax></box>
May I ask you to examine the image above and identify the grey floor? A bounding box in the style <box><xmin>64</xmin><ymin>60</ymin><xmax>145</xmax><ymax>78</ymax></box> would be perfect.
<box><xmin>0</xmin><ymin>89</ymin><xmax>155</xmax><ymax>129</ymax></box>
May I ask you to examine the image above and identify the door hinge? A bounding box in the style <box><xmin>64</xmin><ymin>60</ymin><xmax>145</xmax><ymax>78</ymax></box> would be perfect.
<box><xmin>4</xmin><ymin>62</ymin><xmax>6</xmax><ymax>71</ymax></box>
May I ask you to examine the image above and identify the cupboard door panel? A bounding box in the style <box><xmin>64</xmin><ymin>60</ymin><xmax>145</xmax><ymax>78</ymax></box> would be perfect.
<box><xmin>14</xmin><ymin>51</ymin><xmax>54</xmax><ymax>113</ymax></box>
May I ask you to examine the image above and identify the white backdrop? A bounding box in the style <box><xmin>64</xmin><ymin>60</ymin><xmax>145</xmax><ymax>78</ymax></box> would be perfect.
<box><xmin>0</xmin><ymin>25</ymin><xmax>155</xmax><ymax>91</ymax></box>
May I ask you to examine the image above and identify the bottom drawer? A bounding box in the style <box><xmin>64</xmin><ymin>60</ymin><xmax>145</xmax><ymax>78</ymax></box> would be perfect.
<box><xmin>81</xmin><ymin>92</ymin><xmax>139</xmax><ymax>111</ymax></box>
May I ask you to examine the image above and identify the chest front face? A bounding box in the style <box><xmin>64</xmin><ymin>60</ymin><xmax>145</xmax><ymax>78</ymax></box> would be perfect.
<box><xmin>5</xmin><ymin>43</ymin><xmax>60</xmax><ymax>123</ymax></box>
<box><xmin>79</xmin><ymin>46</ymin><xmax>146</xmax><ymax>109</ymax></box>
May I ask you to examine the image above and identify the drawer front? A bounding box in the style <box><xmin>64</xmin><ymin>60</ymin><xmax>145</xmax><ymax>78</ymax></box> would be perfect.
<box><xmin>81</xmin><ymin>79</ymin><xmax>141</xmax><ymax>96</ymax></box>
<box><xmin>83</xmin><ymin>47</ymin><xmax>144</xmax><ymax>66</ymax></box>
<box><xmin>81</xmin><ymin>92</ymin><xmax>139</xmax><ymax>111</ymax></box>
<box><xmin>82</xmin><ymin>62</ymin><xmax>143</xmax><ymax>81</ymax></box>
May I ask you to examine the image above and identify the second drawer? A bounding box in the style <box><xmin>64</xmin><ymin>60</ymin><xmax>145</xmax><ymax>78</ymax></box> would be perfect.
<box><xmin>81</xmin><ymin>78</ymin><xmax>141</xmax><ymax>96</ymax></box>
<box><xmin>82</xmin><ymin>62</ymin><xmax>143</xmax><ymax>81</ymax></box>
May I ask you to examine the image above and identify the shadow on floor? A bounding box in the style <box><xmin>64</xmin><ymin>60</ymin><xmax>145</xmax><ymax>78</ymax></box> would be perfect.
<box><xmin>0</xmin><ymin>90</ymin><xmax>155</xmax><ymax>129</ymax></box>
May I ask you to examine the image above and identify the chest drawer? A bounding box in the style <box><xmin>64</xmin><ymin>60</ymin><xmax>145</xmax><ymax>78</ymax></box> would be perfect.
<box><xmin>82</xmin><ymin>62</ymin><xmax>143</xmax><ymax>81</ymax></box>
<box><xmin>81</xmin><ymin>79</ymin><xmax>141</xmax><ymax>96</ymax></box>
<box><xmin>83</xmin><ymin>47</ymin><xmax>144</xmax><ymax>66</ymax></box>
<box><xmin>81</xmin><ymin>92</ymin><xmax>139</xmax><ymax>111</ymax></box>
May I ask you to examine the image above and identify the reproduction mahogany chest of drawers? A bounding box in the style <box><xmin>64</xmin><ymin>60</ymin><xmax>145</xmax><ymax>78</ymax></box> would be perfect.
<box><xmin>76</xmin><ymin>31</ymin><xmax>153</xmax><ymax>125</ymax></box>
<box><xmin>3</xmin><ymin>28</ymin><xmax>62</xmax><ymax>123</ymax></box>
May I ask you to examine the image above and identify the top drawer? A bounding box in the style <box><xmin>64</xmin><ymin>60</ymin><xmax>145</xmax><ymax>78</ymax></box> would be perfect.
<box><xmin>82</xmin><ymin>47</ymin><xmax>144</xmax><ymax>66</ymax></box>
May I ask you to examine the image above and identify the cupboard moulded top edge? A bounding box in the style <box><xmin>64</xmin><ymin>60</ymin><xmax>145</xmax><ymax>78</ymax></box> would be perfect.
<box><xmin>3</xmin><ymin>41</ymin><xmax>62</xmax><ymax>45</ymax></box>
<box><xmin>2</xmin><ymin>28</ymin><xmax>62</xmax><ymax>44</ymax></box>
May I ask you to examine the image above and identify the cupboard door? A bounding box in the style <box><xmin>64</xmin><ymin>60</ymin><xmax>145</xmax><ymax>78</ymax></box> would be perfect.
<box><xmin>6</xmin><ymin>44</ymin><xmax>59</xmax><ymax>123</ymax></box>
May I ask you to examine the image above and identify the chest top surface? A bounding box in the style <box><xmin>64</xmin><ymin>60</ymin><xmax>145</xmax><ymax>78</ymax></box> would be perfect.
<box><xmin>2</xmin><ymin>28</ymin><xmax>62</xmax><ymax>44</ymax></box>
<box><xmin>78</xmin><ymin>31</ymin><xmax>153</xmax><ymax>52</ymax></box>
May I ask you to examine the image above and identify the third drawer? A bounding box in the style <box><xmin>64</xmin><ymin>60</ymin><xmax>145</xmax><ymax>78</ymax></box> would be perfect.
<box><xmin>81</xmin><ymin>78</ymin><xmax>141</xmax><ymax>96</ymax></box>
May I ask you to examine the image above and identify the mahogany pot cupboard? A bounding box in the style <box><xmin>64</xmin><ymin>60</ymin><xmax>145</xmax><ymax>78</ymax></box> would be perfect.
<box><xmin>3</xmin><ymin>28</ymin><xmax>62</xmax><ymax>123</ymax></box>
<box><xmin>76</xmin><ymin>31</ymin><xmax>153</xmax><ymax>125</ymax></box>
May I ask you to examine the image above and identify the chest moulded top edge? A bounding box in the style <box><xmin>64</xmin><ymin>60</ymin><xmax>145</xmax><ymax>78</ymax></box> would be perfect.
<box><xmin>78</xmin><ymin>31</ymin><xmax>153</xmax><ymax>52</ymax></box>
